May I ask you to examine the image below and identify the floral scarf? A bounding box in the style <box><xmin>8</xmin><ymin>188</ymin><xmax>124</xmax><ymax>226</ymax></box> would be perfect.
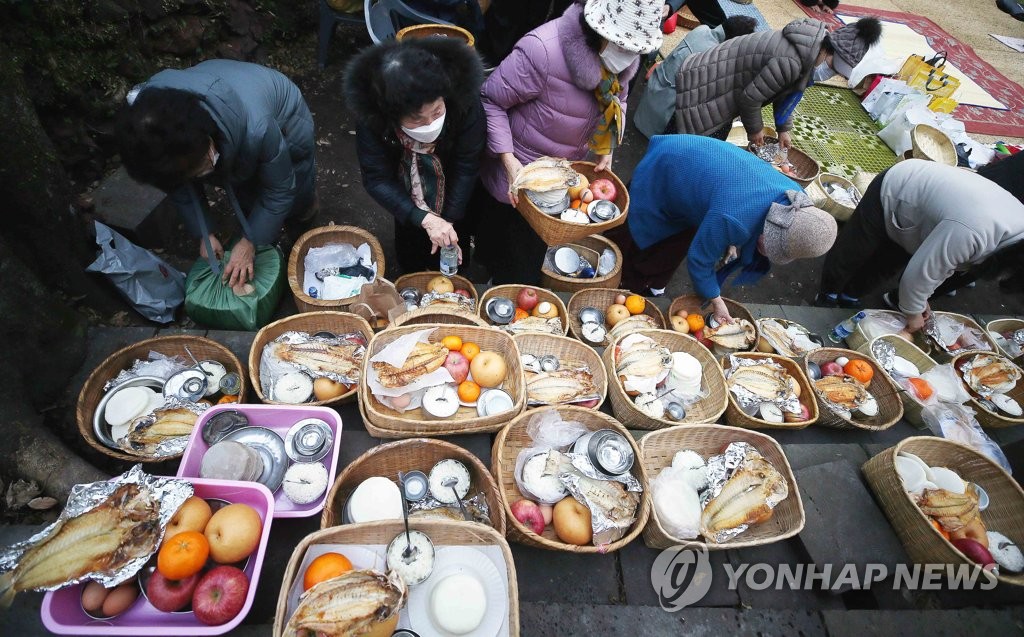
<box><xmin>589</xmin><ymin>67</ymin><xmax>626</xmax><ymax>156</ymax></box>
<box><xmin>397</xmin><ymin>130</ymin><xmax>445</xmax><ymax>216</ymax></box>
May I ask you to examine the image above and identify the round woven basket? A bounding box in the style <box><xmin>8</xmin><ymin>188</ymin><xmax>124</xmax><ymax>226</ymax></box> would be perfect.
<box><xmin>478</xmin><ymin>285</ymin><xmax>569</xmax><ymax>335</ymax></box>
<box><xmin>862</xmin><ymin>436</ymin><xmax>1024</xmax><ymax>587</ymax></box>
<box><xmin>320</xmin><ymin>438</ymin><xmax>505</xmax><ymax>533</ymax></box>
<box><xmin>490</xmin><ymin>405</ymin><xmax>650</xmax><ymax>553</ymax></box>
<box><xmin>393</xmin><ymin>271</ymin><xmax>478</xmax><ymax>307</ymax></box>
<box><xmin>566</xmin><ymin>288</ymin><xmax>665</xmax><ymax>348</ymax></box>
<box><xmin>76</xmin><ymin>336</ymin><xmax>246</xmax><ymax>462</ymax></box>
<box><xmin>273</xmin><ymin>520</ymin><xmax>519</xmax><ymax>635</ymax></box>
<box><xmin>847</xmin><ymin>309</ymin><xmax>911</xmax><ymax>354</ymax></box>
<box><xmin>512</xmin><ymin>332</ymin><xmax>609</xmax><ymax>410</ymax></box>
<box><xmin>669</xmin><ymin>294</ymin><xmax>759</xmax><ymax>352</ymax></box>
<box><xmin>395</xmin><ymin>23</ymin><xmax>476</xmax><ymax>46</ymax></box>
<box><xmin>360</xmin><ymin>324</ymin><xmax>525</xmax><ymax>438</ymax></box>
<box><xmin>249</xmin><ymin>311</ymin><xmax>373</xmax><ymax>407</ymax></box>
<box><xmin>747</xmin><ymin>138</ymin><xmax>820</xmax><ymax>186</ymax></box>
<box><xmin>721</xmin><ymin>352</ymin><xmax>818</xmax><ymax>430</ymax></box>
<box><xmin>287</xmin><ymin>223</ymin><xmax>385</xmax><ymax>314</ymax></box>
<box><xmin>392</xmin><ymin>306</ymin><xmax>488</xmax><ymax>328</ymax></box>
<box><xmin>514</xmin><ymin>161</ymin><xmax>629</xmax><ymax>246</ymax></box>
<box><xmin>802</xmin><ymin>348</ymin><xmax>903</xmax><ymax>430</ymax></box>
<box><xmin>639</xmin><ymin>424</ymin><xmax>805</xmax><ymax>550</ymax></box>
<box><xmin>987</xmin><ymin>318</ymin><xmax>1024</xmax><ymax>366</ymax></box>
<box><xmin>866</xmin><ymin>334</ymin><xmax>936</xmax><ymax>427</ymax></box>
<box><xmin>911</xmin><ymin>124</ymin><xmax>957</xmax><ymax>166</ymax></box>
<box><xmin>539</xmin><ymin>234</ymin><xmax>623</xmax><ymax>292</ymax></box>
<box><xmin>926</xmin><ymin>312</ymin><xmax>1000</xmax><ymax>363</ymax></box>
<box><xmin>851</xmin><ymin>171</ymin><xmax>878</xmax><ymax>197</ymax></box>
<box><xmin>602</xmin><ymin>329</ymin><xmax>727</xmax><ymax>429</ymax></box>
<box><xmin>950</xmin><ymin>351</ymin><xmax>1024</xmax><ymax>429</ymax></box>
<box><xmin>814</xmin><ymin>173</ymin><xmax>859</xmax><ymax>221</ymax></box>
<box><xmin>755</xmin><ymin>317</ymin><xmax>821</xmax><ymax>358</ymax></box>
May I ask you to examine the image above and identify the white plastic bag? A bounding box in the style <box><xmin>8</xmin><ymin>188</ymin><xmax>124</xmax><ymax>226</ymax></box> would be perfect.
<box><xmin>920</xmin><ymin>364</ymin><xmax>972</xmax><ymax>405</ymax></box>
<box><xmin>859</xmin><ymin>311</ymin><xmax>907</xmax><ymax>342</ymax></box>
<box><xmin>922</xmin><ymin>404</ymin><xmax>1012</xmax><ymax>474</ymax></box>
<box><xmin>877</xmin><ymin>104</ymin><xmax>936</xmax><ymax>155</ymax></box>
<box><xmin>86</xmin><ymin>221</ymin><xmax>185</xmax><ymax>323</ymax></box>
<box><xmin>513</xmin><ymin>410</ymin><xmax>589</xmax><ymax>503</ymax></box>
<box><xmin>864</xmin><ymin>78</ymin><xmax>912</xmax><ymax>118</ymax></box>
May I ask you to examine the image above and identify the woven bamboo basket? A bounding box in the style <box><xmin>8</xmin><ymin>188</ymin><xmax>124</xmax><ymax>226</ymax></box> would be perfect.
<box><xmin>361</xmin><ymin>324</ymin><xmax>525</xmax><ymax>437</ymax></box>
<box><xmin>514</xmin><ymin>161</ymin><xmax>629</xmax><ymax>245</ymax></box>
<box><xmin>394</xmin><ymin>271</ymin><xmax>478</xmax><ymax>307</ymax></box>
<box><xmin>802</xmin><ymin>348</ymin><xmax>903</xmax><ymax>430</ymax></box>
<box><xmin>513</xmin><ymin>332</ymin><xmax>608</xmax><ymax>410</ymax></box>
<box><xmin>814</xmin><ymin>173</ymin><xmax>859</xmax><ymax>221</ymax></box>
<box><xmin>866</xmin><ymin>334</ymin><xmax>936</xmax><ymax>427</ymax></box>
<box><xmin>926</xmin><ymin>312</ymin><xmax>1000</xmax><ymax>363</ymax></box>
<box><xmin>747</xmin><ymin>139</ymin><xmax>820</xmax><ymax>186</ymax></box>
<box><xmin>911</xmin><ymin>124</ymin><xmax>957</xmax><ymax>166</ymax></box>
<box><xmin>490</xmin><ymin>406</ymin><xmax>650</xmax><ymax>553</ymax></box>
<box><xmin>601</xmin><ymin>329</ymin><xmax>727</xmax><ymax>429</ymax></box>
<box><xmin>321</xmin><ymin>438</ymin><xmax>505</xmax><ymax>533</ymax></box>
<box><xmin>539</xmin><ymin>234</ymin><xmax>623</xmax><ymax>292</ymax></box>
<box><xmin>951</xmin><ymin>351</ymin><xmax>1024</xmax><ymax>429</ymax></box>
<box><xmin>851</xmin><ymin>171</ymin><xmax>877</xmax><ymax>197</ymax></box>
<box><xmin>395</xmin><ymin>23</ymin><xmax>476</xmax><ymax>46</ymax></box>
<box><xmin>755</xmin><ymin>317</ymin><xmax>821</xmax><ymax>358</ymax></box>
<box><xmin>639</xmin><ymin>424</ymin><xmax>805</xmax><ymax>550</ymax></box>
<box><xmin>848</xmin><ymin>309</ymin><xmax>909</xmax><ymax>353</ymax></box>
<box><xmin>721</xmin><ymin>352</ymin><xmax>818</xmax><ymax>430</ymax></box>
<box><xmin>862</xmin><ymin>436</ymin><xmax>1024</xmax><ymax>587</ymax></box>
<box><xmin>478</xmin><ymin>285</ymin><xmax>569</xmax><ymax>335</ymax></box>
<box><xmin>287</xmin><ymin>223</ymin><xmax>385</xmax><ymax>313</ymax></box>
<box><xmin>249</xmin><ymin>311</ymin><xmax>372</xmax><ymax>407</ymax></box>
<box><xmin>392</xmin><ymin>306</ymin><xmax>488</xmax><ymax>328</ymax></box>
<box><xmin>76</xmin><ymin>336</ymin><xmax>246</xmax><ymax>462</ymax></box>
<box><xmin>566</xmin><ymin>288</ymin><xmax>665</xmax><ymax>348</ymax></box>
<box><xmin>670</xmin><ymin>294</ymin><xmax>759</xmax><ymax>352</ymax></box>
<box><xmin>272</xmin><ymin>520</ymin><xmax>520</xmax><ymax>636</ymax></box>
<box><xmin>987</xmin><ymin>318</ymin><xmax>1024</xmax><ymax>366</ymax></box>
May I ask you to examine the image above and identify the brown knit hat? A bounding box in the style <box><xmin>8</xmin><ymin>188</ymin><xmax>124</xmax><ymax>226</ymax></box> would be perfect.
<box><xmin>829</xmin><ymin>17</ymin><xmax>883</xmax><ymax>77</ymax></box>
<box><xmin>762</xmin><ymin>191</ymin><xmax>838</xmax><ymax>265</ymax></box>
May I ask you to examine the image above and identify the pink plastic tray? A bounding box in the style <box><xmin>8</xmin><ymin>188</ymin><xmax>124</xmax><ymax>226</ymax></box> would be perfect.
<box><xmin>176</xmin><ymin>403</ymin><xmax>344</xmax><ymax>518</ymax></box>
<box><xmin>41</xmin><ymin>477</ymin><xmax>274</xmax><ymax>636</ymax></box>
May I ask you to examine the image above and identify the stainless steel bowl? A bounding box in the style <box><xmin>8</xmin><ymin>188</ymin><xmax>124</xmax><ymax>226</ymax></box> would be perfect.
<box><xmin>587</xmin><ymin>199</ymin><xmax>620</xmax><ymax>223</ymax></box>
<box><xmin>578</xmin><ymin>306</ymin><xmax>603</xmax><ymax>324</ymax></box>
<box><xmin>92</xmin><ymin>376</ymin><xmax>165</xmax><ymax>450</ymax></box>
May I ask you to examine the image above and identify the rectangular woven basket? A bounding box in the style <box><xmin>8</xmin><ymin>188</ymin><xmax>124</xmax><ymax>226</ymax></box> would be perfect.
<box><xmin>866</xmin><ymin>334</ymin><xmax>935</xmax><ymax>427</ymax></box>
<box><xmin>721</xmin><ymin>352</ymin><xmax>819</xmax><ymax>430</ymax></box>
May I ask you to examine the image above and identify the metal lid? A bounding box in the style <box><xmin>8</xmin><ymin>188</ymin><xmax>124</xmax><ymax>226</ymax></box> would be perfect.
<box><xmin>477</xmin><ymin>388</ymin><xmax>514</xmax><ymax>417</ymax></box>
<box><xmin>202</xmin><ymin>409</ymin><xmax>250</xmax><ymax>445</ymax></box>
<box><xmin>553</xmin><ymin>247</ymin><xmax>581</xmax><ymax>275</ymax></box>
<box><xmin>587</xmin><ymin>199</ymin><xmax>620</xmax><ymax>222</ymax></box>
<box><xmin>485</xmin><ymin>297</ymin><xmax>516</xmax><ymax>325</ymax></box>
<box><xmin>401</xmin><ymin>470</ymin><xmax>429</xmax><ymax>502</ymax></box>
<box><xmin>399</xmin><ymin>287</ymin><xmax>421</xmax><ymax>302</ymax></box>
<box><xmin>164</xmin><ymin>369</ymin><xmax>208</xmax><ymax>402</ymax></box>
<box><xmin>219</xmin><ymin>372</ymin><xmax>242</xmax><ymax>396</ymax></box>
<box><xmin>587</xmin><ymin>429</ymin><xmax>634</xmax><ymax>475</ymax></box>
<box><xmin>578</xmin><ymin>306</ymin><xmax>603</xmax><ymax>324</ymax></box>
<box><xmin>284</xmin><ymin>417</ymin><xmax>334</xmax><ymax>462</ymax></box>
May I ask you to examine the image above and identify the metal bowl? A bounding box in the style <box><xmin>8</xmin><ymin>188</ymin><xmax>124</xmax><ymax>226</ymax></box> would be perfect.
<box><xmin>587</xmin><ymin>199</ymin><xmax>620</xmax><ymax>223</ymax></box>
<box><xmin>485</xmin><ymin>297</ymin><xmax>516</xmax><ymax>325</ymax></box>
<box><xmin>553</xmin><ymin>247</ymin><xmax>581</xmax><ymax>275</ymax></box>
<box><xmin>92</xmin><ymin>376</ymin><xmax>165</xmax><ymax>450</ymax></box>
<box><xmin>578</xmin><ymin>306</ymin><xmax>604</xmax><ymax>325</ymax></box>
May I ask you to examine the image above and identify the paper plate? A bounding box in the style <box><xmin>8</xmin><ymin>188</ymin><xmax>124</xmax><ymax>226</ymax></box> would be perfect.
<box><xmin>407</xmin><ymin>546</ymin><xmax>507</xmax><ymax>637</ymax></box>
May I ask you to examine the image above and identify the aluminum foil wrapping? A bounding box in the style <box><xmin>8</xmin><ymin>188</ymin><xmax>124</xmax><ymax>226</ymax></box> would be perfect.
<box><xmin>420</xmin><ymin>291</ymin><xmax>476</xmax><ymax>313</ymax></box>
<box><xmin>103</xmin><ymin>352</ymin><xmax>190</xmax><ymax>391</ymax></box>
<box><xmin>1011</xmin><ymin>329</ymin><xmax>1024</xmax><ymax>346</ymax></box>
<box><xmin>408</xmin><ymin>492</ymin><xmax>491</xmax><ymax>526</ymax></box>
<box><xmin>958</xmin><ymin>354</ymin><xmax>1020</xmax><ymax>397</ymax></box>
<box><xmin>871</xmin><ymin>339</ymin><xmax>898</xmax><ymax>373</ymax></box>
<box><xmin>0</xmin><ymin>465</ymin><xmax>192</xmax><ymax>591</ymax></box>
<box><xmin>545</xmin><ymin>451</ymin><xmax>642</xmax><ymax>547</ymax></box>
<box><xmin>724</xmin><ymin>355</ymin><xmax>801</xmax><ymax>415</ymax></box>
<box><xmin>813</xmin><ymin>376</ymin><xmax>870</xmax><ymax>418</ymax></box>
<box><xmin>700</xmin><ymin>442</ymin><xmax>788</xmax><ymax>543</ymax></box>
<box><xmin>261</xmin><ymin>330</ymin><xmax>367</xmax><ymax>391</ymax></box>
<box><xmin>117</xmin><ymin>396</ymin><xmax>209</xmax><ymax>458</ymax></box>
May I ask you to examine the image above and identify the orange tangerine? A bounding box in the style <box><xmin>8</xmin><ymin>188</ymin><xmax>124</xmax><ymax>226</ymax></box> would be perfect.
<box><xmin>624</xmin><ymin>295</ymin><xmax>646</xmax><ymax>315</ymax></box>
<box><xmin>458</xmin><ymin>381</ymin><xmax>481</xmax><ymax>403</ymax></box>
<box><xmin>461</xmin><ymin>342</ymin><xmax>481</xmax><ymax>361</ymax></box>
<box><xmin>157</xmin><ymin>531</ymin><xmax>209</xmax><ymax>580</ymax></box>
<box><xmin>686</xmin><ymin>314</ymin><xmax>705</xmax><ymax>332</ymax></box>
<box><xmin>441</xmin><ymin>335</ymin><xmax>463</xmax><ymax>351</ymax></box>
<box><xmin>303</xmin><ymin>552</ymin><xmax>353</xmax><ymax>591</ymax></box>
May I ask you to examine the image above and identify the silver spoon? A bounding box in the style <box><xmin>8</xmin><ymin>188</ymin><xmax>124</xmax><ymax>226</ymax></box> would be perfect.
<box><xmin>442</xmin><ymin>475</ymin><xmax>472</xmax><ymax>521</ymax></box>
<box><xmin>397</xmin><ymin>471</ymin><xmax>415</xmax><ymax>560</ymax></box>
<box><xmin>183</xmin><ymin>345</ymin><xmax>202</xmax><ymax>368</ymax></box>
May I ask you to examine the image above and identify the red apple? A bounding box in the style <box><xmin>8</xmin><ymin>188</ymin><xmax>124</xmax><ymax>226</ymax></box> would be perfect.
<box><xmin>192</xmin><ymin>566</ymin><xmax>249</xmax><ymax>626</ymax></box>
<box><xmin>453</xmin><ymin>288</ymin><xmax>471</xmax><ymax>298</ymax></box>
<box><xmin>820</xmin><ymin>361</ymin><xmax>844</xmax><ymax>376</ymax></box>
<box><xmin>516</xmin><ymin>288</ymin><xmax>539</xmax><ymax>312</ymax></box>
<box><xmin>444</xmin><ymin>351</ymin><xmax>470</xmax><ymax>384</ymax></box>
<box><xmin>589</xmin><ymin>178</ymin><xmax>617</xmax><ymax>201</ymax></box>
<box><xmin>147</xmin><ymin>570</ymin><xmax>200</xmax><ymax>612</ymax></box>
<box><xmin>575</xmin><ymin>398</ymin><xmax>600</xmax><ymax>408</ymax></box>
<box><xmin>510</xmin><ymin>499</ymin><xmax>545</xmax><ymax>535</ymax></box>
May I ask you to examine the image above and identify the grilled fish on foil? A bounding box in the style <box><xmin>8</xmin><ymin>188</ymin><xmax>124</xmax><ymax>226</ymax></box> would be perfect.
<box><xmin>526</xmin><ymin>368</ymin><xmax>598</xmax><ymax>405</ymax></box>
<box><xmin>0</xmin><ymin>483</ymin><xmax>163</xmax><ymax>606</ymax></box>
<box><xmin>704</xmin><ymin>319</ymin><xmax>756</xmax><ymax>350</ymax></box>
<box><xmin>420</xmin><ymin>291</ymin><xmax>475</xmax><ymax>312</ymax></box>
<box><xmin>283</xmin><ymin>569</ymin><xmax>407</xmax><ymax>637</ymax></box>
<box><xmin>615</xmin><ymin>340</ymin><xmax>673</xmax><ymax>380</ymax></box>
<box><xmin>372</xmin><ymin>341</ymin><xmax>449</xmax><ymax>388</ymax></box>
<box><xmin>117</xmin><ymin>405</ymin><xmax>202</xmax><ymax>458</ymax></box>
<box><xmin>510</xmin><ymin>156</ymin><xmax>578</xmax><ymax>194</ymax></box>
<box><xmin>813</xmin><ymin>374</ymin><xmax>870</xmax><ymax>410</ymax></box>
<box><xmin>501</xmin><ymin>316</ymin><xmax>563</xmax><ymax>335</ymax></box>
<box><xmin>962</xmin><ymin>354</ymin><xmax>1021</xmax><ymax>395</ymax></box>
<box><xmin>545</xmin><ymin>451</ymin><xmax>641</xmax><ymax>546</ymax></box>
<box><xmin>270</xmin><ymin>338</ymin><xmax>364</xmax><ymax>384</ymax></box>
<box><xmin>726</xmin><ymin>364</ymin><xmax>790</xmax><ymax>401</ymax></box>
<box><xmin>917</xmin><ymin>488</ymin><xmax>981</xmax><ymax>533</ymax></box>
<box><xmin>608</xmin><ymin>314</ymin><xmax>660</xmax><ymax>342</ymax></box>
<box><xmin>700</xmin><ymin>454</ymin><xmax>788</xmax><ymax>543</ymax></box>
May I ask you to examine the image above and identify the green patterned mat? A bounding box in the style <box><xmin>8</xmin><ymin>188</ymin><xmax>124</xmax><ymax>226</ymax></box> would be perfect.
<box><xmin>763</xmin><ymin>86</ymin><xmax>898</xmax><ymax>180</ymax></box>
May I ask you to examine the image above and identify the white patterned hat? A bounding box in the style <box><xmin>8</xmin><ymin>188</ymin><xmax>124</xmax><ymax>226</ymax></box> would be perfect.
<box><xmin>583</xmin><ymin>0</ymin><xmax>664</xmax><ymax>54</ymax></box>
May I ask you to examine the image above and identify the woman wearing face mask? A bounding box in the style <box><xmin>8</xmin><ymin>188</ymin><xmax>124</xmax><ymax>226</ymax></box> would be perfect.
<box><xmin>674</xmin><ymin>17</ymin><xmax>881</xmax><ymax>148</ymax></box>
<box><xmin>344</xmin><ymin>37</ymin><xmax>485</xmax><ymax>274</ymax></box>
<box><xmin>473</xmin><ymin>0</ymin><xmax>663</xmax><ymax>285</ymax></box>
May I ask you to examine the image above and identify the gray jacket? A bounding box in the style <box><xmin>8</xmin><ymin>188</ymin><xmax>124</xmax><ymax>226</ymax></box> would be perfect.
<box><xmin>881</xmin><ymin>160</ymin><xmax>1024</xmax><ymax>314</ymax></box>
<box><xmin>675</xmin><ymin>19</ymin><xmax>826</xmax><ymax>136</ymax></box>
<box><xmin>633</xmin><ymin>25</ymin><xmax>726</xmax><ymax>138</ymax></box>
<box><xmin>139</xmin><ymin>60</ymin><xmax>315</xmax><ymax>245</ymax></box>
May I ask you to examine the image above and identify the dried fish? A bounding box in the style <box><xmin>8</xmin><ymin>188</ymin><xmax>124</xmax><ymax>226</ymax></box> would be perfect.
<box><xmin>500</xmin><ymin>316</ymin><xmax>564</xmax><ymax>335</ymax></box>
<box><xmin>510</xmin><ymin>157</ymin><xmax>578</xmax><ymax>193</ymax></box>
<box><xmin>813</xmin><ymin>374</ymin><xmax>870</xmax><ymax>411</ymax></box>
<box><xmin>283</xmin><ymin>569</ymin><xmax>407</xmax><ymax>637</ymax></box>
<box><xmin>608</xmin><ymin>314</ymin><xmax>660</xmax><ymax>342</ymax></box>
<box><xmin>700</xmin><ymin>455</ymin><xmax>788</xmax><ymax>542</ymax></box>
<box><xmin>615</xmin><ymin>342</ymin><xmax>673</xmax><ymax>379</ymax></box>
<box><xmin>726</xmin><ymin>365</ymin><xmax>790</xmax><ymax>401</ymax></box>
<box><xmin>526</xmin><ymin>368</ymin><xmax>598</xmax><ymax>405</ymax></box>
<box><xmin>757</xmin><ymin>319</ymin><xmax>819</xmax><ymax>356</ymax></box>
<box><xmin>270</xmin><ymin>339</ymin><xmax>364</xmax><ymax>384</ymax></box>
<box><xmin>118</xmin><ymin>407</ymin><xmax>199</xmax><ymax>457</ymax></box>
<box><xmin>962</xmin><ymin>354</ymin><xmax>1021</xmax><ymax>395</ymax></box>
<box><xmin>704</xmin><ymin>319</ymin><xmax>756</xmax><ymax>350</ymax></box>
<box><xmin>371</xmin><ymin>342</ymin><xmax>449</xmax><ymax>389</ymax></box>
<box><xmin>917</xmin><ymin>488</ymin><xmax>981</xmax><ymax>533</ymax></box>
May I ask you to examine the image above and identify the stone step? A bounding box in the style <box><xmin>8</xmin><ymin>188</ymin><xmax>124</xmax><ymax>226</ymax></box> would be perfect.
<box><xmin>91</xmin><ymin>166</ymin><xmax>178</xmax><ymax>249</ymax></box>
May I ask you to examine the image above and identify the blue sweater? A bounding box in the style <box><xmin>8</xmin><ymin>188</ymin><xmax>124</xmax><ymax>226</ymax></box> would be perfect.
<box><xmin>626</xmin><ymin>135</ymin><xmax>798</xmax><ymax>299</ymax></box>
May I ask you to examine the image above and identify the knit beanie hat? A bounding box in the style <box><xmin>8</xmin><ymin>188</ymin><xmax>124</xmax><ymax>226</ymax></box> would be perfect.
<box><xmin>762</xmin><ymin>191</ymin><xmax>838</xmax><ymax>265</ymax></box>
<box><xmin>583</xmin><ymin>0</ymin><xmax>664</xmax><ymax>54</ymax></box>
<box><xmin>828</xmin><ymin>17</ymin><xmax>883</xmax><ymax>77</ymax></box>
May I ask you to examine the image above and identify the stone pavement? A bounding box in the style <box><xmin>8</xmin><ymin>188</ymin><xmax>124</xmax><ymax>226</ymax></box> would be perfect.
<box><xmin>8</xmin><ymin>300</ymin><xmax>1024</xmax><ymax>635</ymax></box>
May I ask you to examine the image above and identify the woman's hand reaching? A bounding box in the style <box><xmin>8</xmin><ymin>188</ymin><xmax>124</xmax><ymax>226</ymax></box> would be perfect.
<box><xmin>421</xmin><ymin>213</ymin><xmax>463</xmax><ymax>263</ymax></box>
<box><xmin>501</xmin><ymin>153</ymin><xmax>524</xmax><ymax>205</ymax></box>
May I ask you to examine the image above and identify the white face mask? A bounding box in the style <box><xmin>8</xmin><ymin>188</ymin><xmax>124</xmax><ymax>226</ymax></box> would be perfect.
<box><xmin>600</xmin><ymin>42</ymin><xmax>639</xmax><ymax>74</ymax></box>
<box><xmin>401</xmin><ymin>112</ymin><xmax>446</xmax><ymax>144</ymax></box>
<box><xmin>812</xmin><ymin>61</ymin><xmax>836</xmax><ymax>83</ymax></box>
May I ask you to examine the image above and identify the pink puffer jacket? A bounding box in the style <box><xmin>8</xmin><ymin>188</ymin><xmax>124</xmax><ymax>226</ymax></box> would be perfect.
<box><xmin>480</xmin><ymin>3</ymin><xmax>639</xmax><ymax>204</ymax></box>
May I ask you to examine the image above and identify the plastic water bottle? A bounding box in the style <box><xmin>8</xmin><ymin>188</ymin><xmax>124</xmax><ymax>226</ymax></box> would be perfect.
<box><xmin>829</xmin><ymin>311</ymin><xmax>866</xmax><ymax>344</ymax></box>
<box><xmin>439</xmin><ymin>244</ymin><xmax>458</xmax><ymax>276</ymax></box>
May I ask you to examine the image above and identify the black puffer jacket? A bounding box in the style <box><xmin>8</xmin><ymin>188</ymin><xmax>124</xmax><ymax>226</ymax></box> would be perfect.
<box><xmin>344</xmin><ymin>37</ymin><xmax>486</xmax><ymax>226</ymax></box>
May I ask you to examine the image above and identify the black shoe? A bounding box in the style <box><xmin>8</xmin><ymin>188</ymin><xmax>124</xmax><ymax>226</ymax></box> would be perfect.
<box><xmin>997</xmin><ymin>0</ymin><xmax>1024</xmax><ymax>20</ymax></box>
<box><xmin>814</xmin><ymin>292</ymin><xmax>839</xmax><ymax>308</ymax></box>
<box><xmin>882</xmin><ymin>291</ymin><xmax>899</xmax><ymax>311</ymax></box>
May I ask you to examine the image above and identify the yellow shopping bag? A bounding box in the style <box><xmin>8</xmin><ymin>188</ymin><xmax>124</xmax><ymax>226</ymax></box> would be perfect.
<box><xmin>897</xmin><ymin>52</ymin><xmax>961</xmax><ymax>99</ymax></box>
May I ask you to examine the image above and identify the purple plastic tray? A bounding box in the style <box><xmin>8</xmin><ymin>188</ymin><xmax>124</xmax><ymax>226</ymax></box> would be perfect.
<box><xmin>41</xmin><ymin>478</ymin><xmax>274</xmax><ymax>636</ymax></box>
<box><xmin>176</xmin><ymin>403</ymin><xmax>343</xmax><ymax>518</ymax></box>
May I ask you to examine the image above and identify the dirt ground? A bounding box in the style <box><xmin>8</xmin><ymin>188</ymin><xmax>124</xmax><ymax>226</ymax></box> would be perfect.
<box><xmin>159</xmin><ymin>1</ymin><xmax>1024</xmax><ymax>322</ymax></box>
